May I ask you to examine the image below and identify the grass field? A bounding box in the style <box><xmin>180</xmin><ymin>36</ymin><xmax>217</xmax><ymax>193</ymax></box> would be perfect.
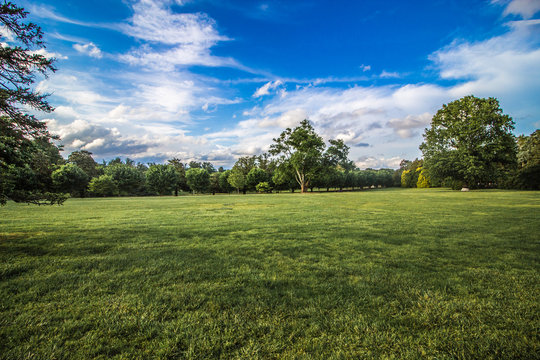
<box><xmin>0</xmin><ymin>188</ymin><xmax>538</xmax><ymax>359</ymax></box>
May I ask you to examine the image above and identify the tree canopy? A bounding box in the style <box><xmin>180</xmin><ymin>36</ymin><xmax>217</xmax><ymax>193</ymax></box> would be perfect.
<box><xmin>420</xmin><ymin>96</ymin><xmax>517</xmax><ymax>188</ymax></box>
<box><xmin>269</xmin><ymin>119</ymin><xmax>326</xmax><ymax>193</ymax></box>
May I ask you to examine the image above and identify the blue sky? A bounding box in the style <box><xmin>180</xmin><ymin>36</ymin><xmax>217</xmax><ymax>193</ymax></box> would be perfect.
<box><xmin>15</xmin><ymin>0</ymin><xmax>540</xmax><ymax>168</ymax></box>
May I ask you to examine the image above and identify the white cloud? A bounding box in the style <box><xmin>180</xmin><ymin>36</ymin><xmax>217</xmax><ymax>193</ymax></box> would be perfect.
<box><xmin>73</xmin><ymin>42</ymin><xmax>103</xmax><ymax>58</ymax></box>
<box><xmin>116</xmin><ymin>0</ymin><xmax>250</xmax><ymax>71</ymax></box>
<box><xmin>431</xmin><ymin>19</ymin><xmax>540</xmax><ymax>126</ymax></box>
<box><xmin>253</xmin><ymin>80</ymin><xmax>283</xmax><ymax>97</ymax></box>
<box><xmin>493</xmin><ymin>0</ymin><xmax>540</xmax><ymax>19</ymax></box>
<box><xmin>360</xmin><ymin>64</ymin><xmax>371</xmax><ymax>72</ymax></box>
<box><xmin>387</xmin><ymin>113</ymin><xmax>432</xmax><ymax>138</ymax></box>
<box><xmin>379</xmin><ymin>70</ymin><xmax>400</xmax><ymax>78</ymax></box>
<box><xmin>121</xmin><ymin>0</ymin><xmax>228</xmax><ymax>45</ymax></box>
<box><xmin>355</xmin><ymin>156</ymin><xmax>403</xmax><ymax>170</ymax></box>
<box><xmin>119</xmin><ymin>42</ymin><xmax>239</xmax><ymax>70</ymax></box>
<box><xmin>0</xmin><ymin>26</ymin><xmax>15</xmax><ymax>42</ymax></box>
<box><xmin>28</xmin><ymin>48</ymin><xmax>68</xmax><ymax>60</ymax></box>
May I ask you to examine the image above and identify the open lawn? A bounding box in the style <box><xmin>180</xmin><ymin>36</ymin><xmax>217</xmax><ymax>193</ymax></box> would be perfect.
<box><xmin>0</xmin><ymin>188</ymin><xmax>539</xmax><ymax>359</ymax></box>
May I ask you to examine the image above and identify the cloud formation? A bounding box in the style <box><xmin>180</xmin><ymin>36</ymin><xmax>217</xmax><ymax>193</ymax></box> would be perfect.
<box><xmin>73</xmin><ymin>42</ymin><xmax>103</xmax><ymax>58</ymax></box>
<box><xmin>253</xmin><ymin>80</ymin><xmax>283</xmax><ymax>97</ymax></box>
<box><xmin>494</xmin><ymin>0</ymin><xmax>540</xmax><ymax>19</ymax></box>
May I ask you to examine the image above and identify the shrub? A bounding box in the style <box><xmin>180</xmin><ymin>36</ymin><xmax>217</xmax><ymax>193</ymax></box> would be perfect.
<box><xmin>88</xmin><ymin>175</ymin><xmax>119</xmax><ymax>197</ymax></box>
<box><xmin>255</xmin><ymin>182</ymin><xmax>272</xmax><ymax>193</ymax></box>
<box><xmin>416</xmin><ymin>168</ymin><xmax>431</xmax><ymax>188</ymax></box>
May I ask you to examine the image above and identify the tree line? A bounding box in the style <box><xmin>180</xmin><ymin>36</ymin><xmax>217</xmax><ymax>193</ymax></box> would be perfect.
<box><xmin>44</xmin><ymin>150</ymin><xmax>401</xmax><ymax>198</ymax></box>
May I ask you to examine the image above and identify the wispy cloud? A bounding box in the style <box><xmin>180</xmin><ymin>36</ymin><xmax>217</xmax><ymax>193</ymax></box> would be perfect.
<box><xmin>253</xmin><ymin>80</ymin><xmax>283</xmax><ymax>97</ymax></box>
<box><xmin>493</xmin><ymin>0</ymin><xmax>540</xmax><ymax>19</ymax></box>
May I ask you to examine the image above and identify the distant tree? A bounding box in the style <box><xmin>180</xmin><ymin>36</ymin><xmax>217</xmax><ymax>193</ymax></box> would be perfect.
<box><xmin>246</xmin><ymin>167</ymin><xmax>268</xmax><ymax>190</ymax></box>
<box><xmin>416</xmin><ymin>167</ymin><xmax>431</xmax><ymax>188</ymax></box>
<box><xmin>146</xmin><ymin>164</ymin><xmax>179</xmax><ymax>195</ymax></box>
<box><xmin>68</xmin><ymin>150</ymin><xmax>99</xmax><ymax>179</ymax></box>
<box><xmin>228</xmin><ymin>156</ymin><xmax>257</xmax><ymax>194</ymax></box>
<box><xmin>108</xmin><ymin>157</ymin><xmax>123</xmax><ymax>166</ymax></box>
<box><xmin>88</xmin><ymin>175</ymin><xmax>118</xmax><ymax>197</ymax></box>
<box><xmin>325</xmin><ymin>139</ymin><xmax>355</xmax><ymax>171</ymax></box>
<box><xmin>420</xmin><ymin>96</ymin><xmax>517</xmax><ymax>189</ymax></box>
<box><xmin>269</xmin><ymin>119</ymin><xmax>325</xmax><ymax>193</ymax></box>
<box><xmin>186</xmin><ymin>168</ymin><xmax>209</xmax><ymax>193</ymax></box>
<box><xmin>188</xmin><ymin>161</ymin><xmax>201</xmax><ymax>169</ymax></box>
<box><xmin>1</xmin><ymin>137</ymin><xmax>66</xmax><ymax>204</ymax></box>
<box><xmin>209</xmin><ymin>172</ymin><xmax>221</xmax><ymax>195</ymax></box>
<box><xmin>513</xmin><ymin>130</ymin><xmax>540</xmax><ymax>189</ymax></box>
<box><xmin>218</xmin><ymin>170</ymin><xmax>235</xmax><ymax>193</ymax></box>
<box><xmin>0</xmin><ymin>2</ymin><xmax>66</xmax><ymax>205</ymax></box>
<box><xmin>272</xmin><ymin>165</ymin><xmax>298</xmax><ymax>192</ymax></box>
<box><xmin>227</xmin><ymin>168</ymin><xmax>247</xmax><ymax>194</ymax></box>
<box><xmin>517</xmin><ymin>130</ymin><xmax>540</xmax><ymax>169</ymax></box>
<box><xmin>52</xmin><ymin>163</ymin><xmax>89</xmax><ymax>197</ymax></box>
<box><xmin>168</xmin><ymin>158</ymin><xmax>188</xmax><ymax>195</ymax></box>
<box><xmin>104</xmin><ymin>163</ymin><xmax>145</xmax><ymax>195</ymax></box>
<box><xmin>201</xmin><ymin>161</ymin><xmax>216</xmax><ymax>173</ymax></box>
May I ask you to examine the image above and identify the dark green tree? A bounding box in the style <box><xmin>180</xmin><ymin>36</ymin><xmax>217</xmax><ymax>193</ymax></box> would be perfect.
<box><xmin>228</xmin><ymin>156</ymin><xmax>256</xmax><ymax>194</ymax></box>
<box><xmin>167</xmin><ymin>158</ymin><xmax>188</xmax><ymax>195</ymax></box>
<box><xmin>51</xmin><ymin>163</ymin><xmax>89</xmax><ymax>197</ymax></box>
<box><xmin>209</xmin><ymin>172</ymin><xmax>221</xmax><ymax>195</ymax></box>
<box><xmin>514</xmin><ymin>130</ymin><xmax>540</xmax><ymax>189</ymax></box>
<box><xmin>246</xmin><ymin>167</ymin><xmax>268</xmax><ymax>190</ymax></box>
<box><xmin>145</xmin><ymin>164</ymin><xmax>179</xmax><ymax>195</ymax></box>
<box><xmin>0</xmin><ymin>2</ymin><xmax>65</xmax><ymax>205</ymax></box>
<box><xmin>68</xmin><ymin>150</ymin><xmax>99</xmax><ymax>179</ymax></box>
<box><xmin>185</xmin><ymin>168</ymin><xmax>209</xmax><ymax>194</ymax></box>
<box><xmin>218</xmin><ymin>170</ymin><xmax>234</xmax><ymax>193</ymax></box>
<box><xmin>420</xmin><ymin>96</ymin><xmax>517</xmax><ymax>189</ymax></box>
<box><xmin>104</xmin><ymin>163</ymin><xmax>145</xmax><ymax>195</ymax></box>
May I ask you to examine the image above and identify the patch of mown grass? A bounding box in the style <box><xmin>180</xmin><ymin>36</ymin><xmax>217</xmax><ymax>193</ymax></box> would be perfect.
<box><xmin>0</xmin><ymin>188</ymin><xmax>539</xmax><ymax>359</ymax></box>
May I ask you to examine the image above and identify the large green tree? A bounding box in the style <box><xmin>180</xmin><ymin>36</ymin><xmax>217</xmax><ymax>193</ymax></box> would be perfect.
<box><xmin>104</xmin><ymin>163</ymin><xmax>145</xmax><ymax>195</ymax></box>
<box><xmin>185</xmin><ymin>168</ymin><xmax>210</xmax><ymax>194</ymax></box>
<box><xmin>167</xmin><ymin>158</ymin><xmax>188</xmax><ymax>195</ymax></box>
<box><xmin>0</xmin><ymin>2</ymin><xmax>65</xmax><ymax>205</ymax></box>
<box><xmin>145</xmin><ymin>164</ymin><xmax>179</xmax><ymax>195</ymax></box>
<box><xmin>51</xmin><ymin>163</ymin><xmax>89</xmax><ymax>197</ymax></box>
<box><xmin>269</xmin><ymin>119</ymin><xmax>326</xmax><ymax>193</ymax></box>
<box><xmin>420</xmin><ymin>96</ymin><xmax>517</xmax><ymax>189</ymax></box>
<box><xmin>67</xmin><ymin>150</ymin><xmax>99</xmax><ymax>179</ymax></box>
<box><xmin>227</xmin><ymin>168</ymin><xmax>247</xmax><ymax>194</ymax></box>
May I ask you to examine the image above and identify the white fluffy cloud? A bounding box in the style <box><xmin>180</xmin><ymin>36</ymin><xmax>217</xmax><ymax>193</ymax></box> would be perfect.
<box><xmin>388</xmin><ymin>113</ymin><xmax>432</xmax><ymax>138</ymax></box>
<box><xmin>73</xmin><ymin>42</ymin><xmax>102</xmax><ymax>58</ymax></box>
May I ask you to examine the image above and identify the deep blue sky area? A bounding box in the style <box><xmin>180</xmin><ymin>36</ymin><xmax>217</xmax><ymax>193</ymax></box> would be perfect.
<box><xmin>14</xmin><ymin>0</ymin><xmax>540</xmax><ymax>167</ymax></box>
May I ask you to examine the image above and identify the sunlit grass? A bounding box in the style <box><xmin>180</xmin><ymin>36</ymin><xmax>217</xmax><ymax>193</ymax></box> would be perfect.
<box><xmin>1</xmin><ymin>188</ymin><xmax>538</xmax><ymax>359</ymax></box>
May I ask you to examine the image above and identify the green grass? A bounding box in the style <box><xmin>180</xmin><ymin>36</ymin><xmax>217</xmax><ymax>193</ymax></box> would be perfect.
<box><xmin>0</xmin><ymin>188</ymin><xmax>539</xmax><ymax>359</ymax></box>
